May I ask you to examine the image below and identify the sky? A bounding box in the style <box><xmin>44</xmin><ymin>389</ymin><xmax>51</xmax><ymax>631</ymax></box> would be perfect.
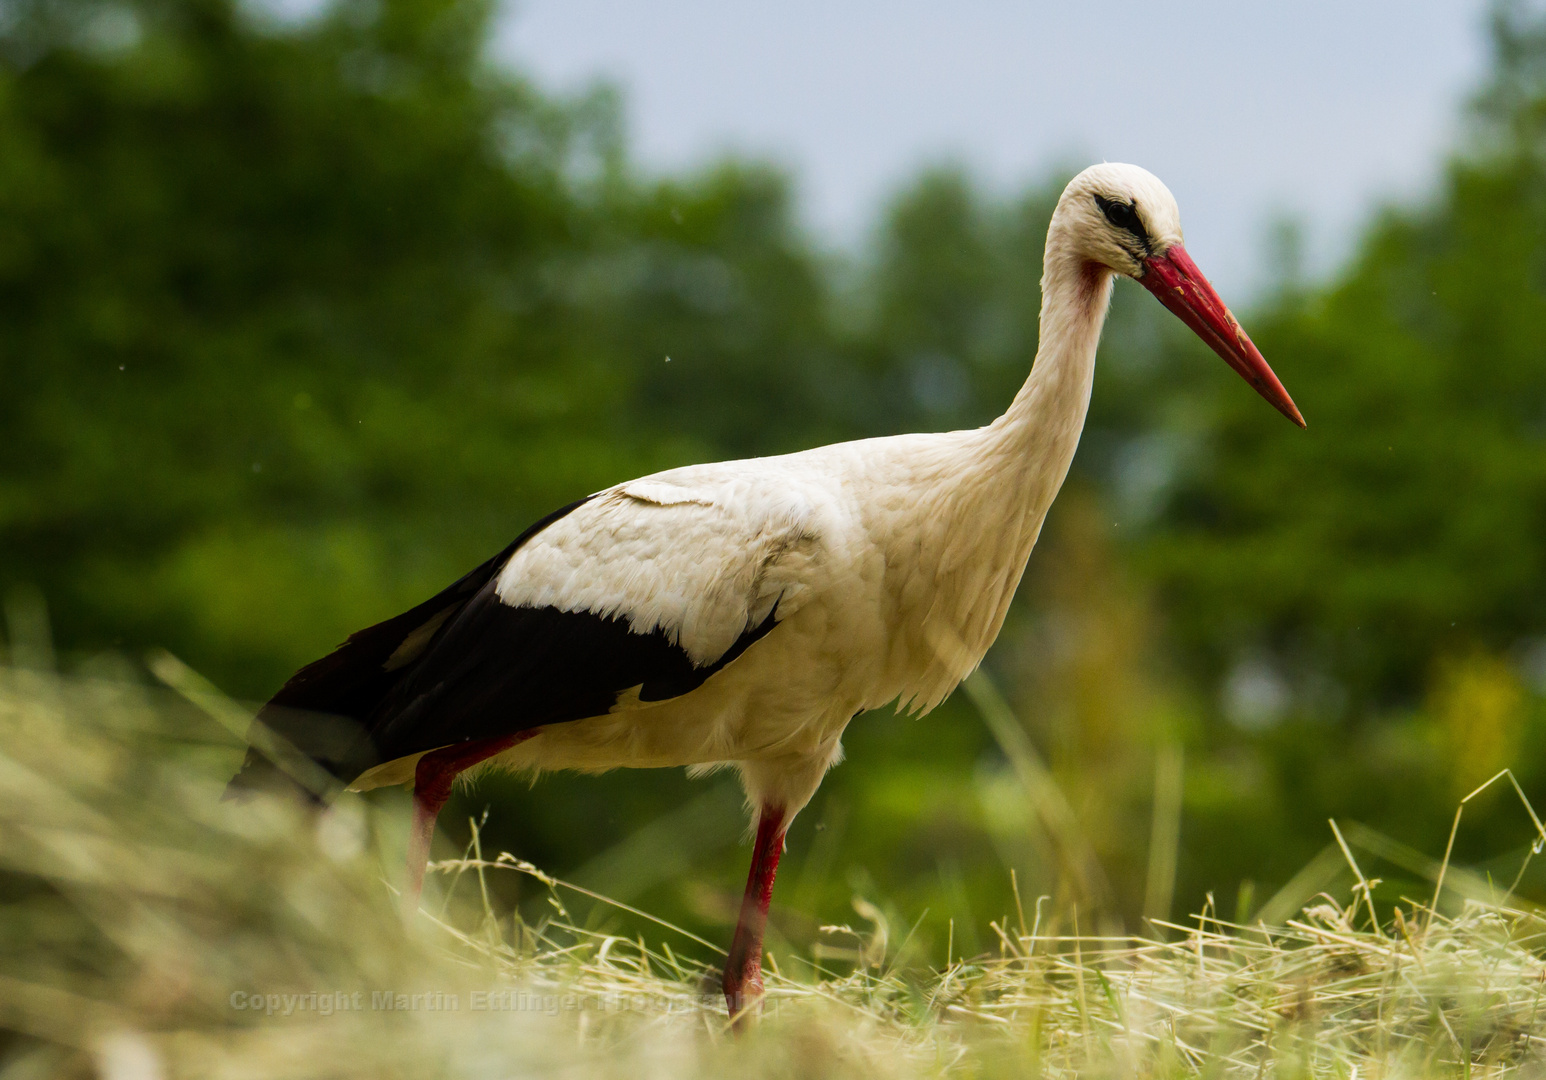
<box><xmin>496</xmin><ymin>1</ymin><xmax>1493</xmax><ymax>297</ymax></box>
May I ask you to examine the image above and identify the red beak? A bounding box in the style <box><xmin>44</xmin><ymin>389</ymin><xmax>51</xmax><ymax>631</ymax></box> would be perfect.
<box><xmin>1139</xmin><ymin>245</ymin><xmax>1305</xmax><ymax>428</ymax></box>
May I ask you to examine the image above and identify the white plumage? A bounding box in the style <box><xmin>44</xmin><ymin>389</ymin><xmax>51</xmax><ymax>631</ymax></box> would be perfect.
<box><xmin>232</xmin><ymin>163</ymin><xmax>1304</xmax><ymax>1019</ymax></box>
<box><xmin>496</xmin><ymin>471</ymin><xmax>824</xmax><ymax>667</ymax></box>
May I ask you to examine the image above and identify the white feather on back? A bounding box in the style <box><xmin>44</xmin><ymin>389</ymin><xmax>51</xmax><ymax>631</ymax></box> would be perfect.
<box><xmin>494</xmin><ymin>463</ymin><xmax>827</xmax><ymax>666</ymax></box>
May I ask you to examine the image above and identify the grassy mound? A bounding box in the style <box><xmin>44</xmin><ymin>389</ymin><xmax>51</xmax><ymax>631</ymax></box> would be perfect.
<box><xmin>1</xmin><ymin>663</ymin><xmax>1543</xmax><ymax>1078</ymax></box>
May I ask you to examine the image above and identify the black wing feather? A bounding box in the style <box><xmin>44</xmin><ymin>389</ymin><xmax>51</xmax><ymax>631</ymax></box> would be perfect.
<box><xmin>356</xmin><ymin>593</ymin><xmax>780</xmax><ymax>770</ymax></box>
<box><xmin>224</xmin><ymin>497</ymin><xmax>592</xmax><ymax>799</ymax></box>
<box><xmin>225</xmin><ymin>493</ymin><xmax>781</xmax><ymax>798</ymax></box>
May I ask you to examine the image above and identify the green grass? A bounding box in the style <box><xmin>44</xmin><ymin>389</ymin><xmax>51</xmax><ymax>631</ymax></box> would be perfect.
<box><xmin>1</xmin><ymin>663</ymin><xmax>1544</xmax><ymax>1078</ymax></box>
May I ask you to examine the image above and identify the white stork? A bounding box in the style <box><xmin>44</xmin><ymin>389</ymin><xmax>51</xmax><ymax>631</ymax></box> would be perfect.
<box><xmin>228</xmin><ymin>163</ymin><xmax>1303</xmax><ymax>1017</ymax></box>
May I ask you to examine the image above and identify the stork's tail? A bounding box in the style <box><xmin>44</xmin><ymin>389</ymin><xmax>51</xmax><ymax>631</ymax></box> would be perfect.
<box><xmin>221</xmin><ymin>708</ymin><xmax>353</xmax><ymax>805</ymax></box>
<box><xmin>223</xmin><ymin>744</ymin><xmax>321</xmax><ymax>804</ymax></box>
<box><xmin>222</xmin><ymin>498</ymin><xmax>595</xmax><ymax>807</ymax></box>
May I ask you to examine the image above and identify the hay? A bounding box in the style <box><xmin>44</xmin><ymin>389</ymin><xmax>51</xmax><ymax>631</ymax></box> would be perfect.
<box><xmin>1</xmin><ymin>665</ymin><xmax>1543</xmax><ymax>1078</ymax></box>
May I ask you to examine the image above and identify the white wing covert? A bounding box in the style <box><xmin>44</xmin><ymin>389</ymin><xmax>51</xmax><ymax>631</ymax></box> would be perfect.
<box><xmin>495</xmin><ymin>470</ymin><xmax>823</xmax><ymax>666</ymax></box>
<box><xmin>229</xmin><ymin>466</ymin><xmax>832</xmax><ymax>790</ymax></box>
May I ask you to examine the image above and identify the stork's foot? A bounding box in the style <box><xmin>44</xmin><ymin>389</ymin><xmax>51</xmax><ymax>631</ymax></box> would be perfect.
<box><xmin>402</xmin><ymin>788</ymin><xmax>442</xmax><ymax>916</ymax></box>
<box><xmin>400</xmin><ymin>733</ymin><xmax>534</xmax><ymax>919</ymax></box>
<box><xmin>721</xmin><ymin>805</ymin><xmax>786</xmax><ymax>1025</ymax></box>
<box><xmin>722</xmin><ymin>921</ymin><xmax>768</xmax><ymax>1019</ymax></box>
<box><xmin>721</xmin><ymin>965</ymin><xmax>764</xmax><ymax>1022</ymax></box>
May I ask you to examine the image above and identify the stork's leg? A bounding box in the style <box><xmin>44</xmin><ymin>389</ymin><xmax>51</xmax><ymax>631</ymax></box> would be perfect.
<box><xmin>722</xmin><ymin>804</ymin><xmax>787</xmax><ymax>1019</ymax></box>
<box><xmin>402</xmin><ymin>732</ymin><xmax>534</xmax><ymax>916</ymax></box>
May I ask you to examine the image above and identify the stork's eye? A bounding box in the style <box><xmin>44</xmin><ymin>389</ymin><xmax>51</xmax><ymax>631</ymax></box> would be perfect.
<box><xmin>1093</xmin><ymin>193</ymin><xmax>1152</xmax><ymax>253</ymax></box>
<box><xmin>1094</xmin><ymin>194</ymin><xmax>1138</xmax><ymax>232</ymax></box>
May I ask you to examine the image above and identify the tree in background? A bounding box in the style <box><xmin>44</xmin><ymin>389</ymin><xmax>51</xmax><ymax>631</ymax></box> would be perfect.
<box><xmin>1122</xmin><ymin>0</ymin><xmax>1546</xmax><ymax>908</ymax></box>
<box><xmin>2</xmin><ymin>0</ymin><xmax>1546</xmax><ymax>955</ymax></box>
<box><xmin>0</xmin><ymin>0</ymin><xmax>852</xmax><ymax>696</ymax></box>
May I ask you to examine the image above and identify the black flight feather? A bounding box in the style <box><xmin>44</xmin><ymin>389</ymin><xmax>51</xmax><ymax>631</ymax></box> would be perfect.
<box><xmin>224</xmin><ymin>494</ymin><xmax>782</xmax><ymax>799</ymax></box>
<box><xmin>224</xmin><ymin>496</ymin><xmax>593</xmax><ymax>800</ymax></box>
<box><xmin>353</xmin><ymin>594</ymin><xmax>781</xmax><ymax>774</ymax></box>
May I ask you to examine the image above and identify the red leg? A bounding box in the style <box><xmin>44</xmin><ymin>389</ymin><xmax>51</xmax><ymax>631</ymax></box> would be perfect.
<box><xmin>722</xmin><ymin>805</ymin><xmax>786</xmax><ymax>1019</ymax></box>
<box><xmin>402</xmin><ymin>732</ymin><xmax>535</xmax><ymax>916</ymax></box>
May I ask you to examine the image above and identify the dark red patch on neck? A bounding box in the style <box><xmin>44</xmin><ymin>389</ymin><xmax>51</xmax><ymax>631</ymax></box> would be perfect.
<box><xmin>1079</xmin><ymin>261</ymin><xmax>1113</xmax><ymax>306</ymax></box>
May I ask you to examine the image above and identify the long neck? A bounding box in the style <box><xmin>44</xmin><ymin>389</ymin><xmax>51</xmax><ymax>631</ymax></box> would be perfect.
<box><xmin>979</xmin><ymin>244</ymin><xmax>1114</xmax><ymax>513</ymax></box>
<box><xmin>889</xmin><ymin>242</ymin><xmax>1116</xmax><ymax>714</ymax></box>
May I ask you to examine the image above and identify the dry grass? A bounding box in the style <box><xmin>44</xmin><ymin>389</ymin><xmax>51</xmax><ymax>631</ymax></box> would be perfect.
<box><xmin>2</xmin><ymin>663</ymin><xmax>1545</xmax><ymax>1079</ymax></box>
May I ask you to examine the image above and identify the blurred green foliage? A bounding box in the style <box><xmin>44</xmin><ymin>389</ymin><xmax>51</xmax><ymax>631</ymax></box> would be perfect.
<box><xmin>2</xmin><ymin>0</ymin><xmax>1546</xmax><ymax>962</ymax></box>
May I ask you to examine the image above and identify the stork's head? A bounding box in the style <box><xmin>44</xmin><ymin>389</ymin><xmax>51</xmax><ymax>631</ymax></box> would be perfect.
<box><xmin>1059</xmin><ymin>163</ymin><xmax>1304</xmax><ymax>428</ymax></box>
